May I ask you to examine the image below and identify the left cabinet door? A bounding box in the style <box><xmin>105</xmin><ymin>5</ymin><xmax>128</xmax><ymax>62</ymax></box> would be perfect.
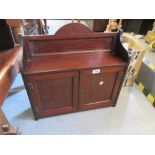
<box><xmin>24</xmin><ymin>71</ymin><xmax>79</xmax><ymax>119</ymax></box>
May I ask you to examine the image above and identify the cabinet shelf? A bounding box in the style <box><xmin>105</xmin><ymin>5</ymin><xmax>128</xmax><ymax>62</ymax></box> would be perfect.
<box><xmin>24</xmin><ymin>51</ymin><xmax>126</xmax><ymax>75</ymax></box>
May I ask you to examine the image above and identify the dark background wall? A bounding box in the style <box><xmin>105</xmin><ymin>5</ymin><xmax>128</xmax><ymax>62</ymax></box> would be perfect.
<box><xmin>0</xmin><ymin>19</ymin><xmax>14</xmax><ymax>51</ymax></box>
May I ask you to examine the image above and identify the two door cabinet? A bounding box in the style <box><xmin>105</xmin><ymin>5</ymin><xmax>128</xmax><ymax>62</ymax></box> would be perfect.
<box><xmin>21</xmin><ymin>23</ymin><xmax>129</xmax><ymax>119</ymax></box>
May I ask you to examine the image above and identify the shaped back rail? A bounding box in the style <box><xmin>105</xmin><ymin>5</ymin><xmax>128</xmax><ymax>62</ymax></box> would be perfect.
<box><xmin>22</xmin><ymin>23</ymin><xmax>119</xmax><ymax>59</ymax></box>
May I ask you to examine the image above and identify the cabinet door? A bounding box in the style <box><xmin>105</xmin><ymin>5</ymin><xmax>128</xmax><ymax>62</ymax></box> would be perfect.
<box><xmin>24</xmin><ymin>71</ymin><xmax>79</xmax><ymax>119</ymax></box>
<box><xmin>79</xmin><ymin>66</ymin><xmax>125</xmax><ymax>110</ymax></box>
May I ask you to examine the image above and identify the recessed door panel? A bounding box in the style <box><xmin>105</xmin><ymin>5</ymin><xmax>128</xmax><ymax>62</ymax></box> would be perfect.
<box><xmin>79</xmin><ymin>66</ymin><xmax>124</xmax><ymax>110</ymax></box>
<box><xmin>24</xmin><ymin>71</ymin><xmax>79</xmax><ymax>118</ymax></box>
<box><xmin>37</xmin><ymin>77</ymin><xmax>73</xmax><ymax>110</ymax></box>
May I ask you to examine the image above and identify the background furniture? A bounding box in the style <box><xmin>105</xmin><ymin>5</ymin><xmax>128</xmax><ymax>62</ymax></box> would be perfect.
<box><xmin>0</xmin><ymin>19</ymin><xmax>22</xmax><ymax>134</ymax></box>
<box><xmin>85</xmin><ymin>19</ymin><xmax>154</xmax><ymax>34</ymax></box>
<box><xmin>21</xmin><ymin>19</ymin><xmax>43</xmax><ymax>35</ymax></box>
<box><xmin>6</xmin><ymin>19</ymin><xmax>24</xmax><ymax>44</ymax></box>
<box><xmin>85</xmin><ymin>19</ymin><xmax>109</xmax><ymax>32</ymax></box>
<box><xmin>122</xmin><ymin>19</ymin><xmax>154</xmax><ymax>35</ymax></box>
<box><xmin>6</xmin><ymin>19</ymin><xmax>44</xmax><ymax>37</ymax></box>
<box><xmin>21</xmin><ymin>23</ymin><xmax>129</xmax><ymax>119</ymax></box>
<box><xmin>122</xmin><ymin>33</ymin><xmax>146</xmax><ymax>86</ymax></box>
<box><xmin>0</xmin><ymin>20</ymin><xmax>14</xmax><ymax>51</ymax></box>
<box><xmin>105</xmin><ymin>19</ymin><xmax>122</xmax><ymax>32</ymax></box>
<box><xmin>0</xmin><ymin>47</ymin><xmax>21</xmax><ymax>134</ymax></box>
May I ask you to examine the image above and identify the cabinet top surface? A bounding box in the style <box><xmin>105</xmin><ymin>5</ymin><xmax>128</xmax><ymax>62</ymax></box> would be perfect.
<box><xmin>24</xmin><ymin>51</ymin><xmax>126</xmax><ymax>75</ymax></box>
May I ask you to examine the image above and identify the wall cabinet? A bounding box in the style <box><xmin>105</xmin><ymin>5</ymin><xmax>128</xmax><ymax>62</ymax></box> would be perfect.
<box><xmin>21</xmin><ymin>23</ymin><xmax>129</xmax><ymax>119</ymax></box>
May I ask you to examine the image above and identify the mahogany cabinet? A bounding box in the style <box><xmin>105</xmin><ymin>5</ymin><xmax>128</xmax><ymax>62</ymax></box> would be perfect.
<box><xmin>21</xmin><ymin>23</ymin><xmax>130</xmax><ymax>119</ymax></box>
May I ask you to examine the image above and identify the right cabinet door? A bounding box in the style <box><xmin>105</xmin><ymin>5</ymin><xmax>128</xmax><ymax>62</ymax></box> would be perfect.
<box><xmin>79</xmin><ymin>66</ymin><xmax>125</xmax><ymax>110</ymax></box>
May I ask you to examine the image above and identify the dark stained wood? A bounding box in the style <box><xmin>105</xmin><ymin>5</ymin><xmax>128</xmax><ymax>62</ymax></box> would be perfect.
<box><xmin>55</xmin><ymin>23</ymin><xmax>93</xmax><ymax>36</ymax></box>
<box><xmin>0</xmin><ymin>47</ymin><xmax>22</xmax><ymax>106</ymax></box>
<box><xmin>79</xmin><ymin>66</ymin><xmax>124</xmax><ymax>110</ymax></box>
<box><xmin>26</xmin><ymin>37</ymin><xmax>113</xmax><ymax>56</ymax></box>
<box><xmin>0</xmin><ymin>47</ymin><xmax>22</xmax><ymax>134</ymax></box>
<box><xmin>24</xmin><ymin>71</ymin><xmax>79</xmax><ymax>119</ymax></box>
<box><xmin>24</xmin><ymin>52</ymin><xmax>126</xmax><ymax>75</ymax></box>
<box><xmin>21</xmin><ymin>23</ymin><xmax>129</xmax><ymax>119</ymax></box>
<box><xmin>22</xmin><ymin>32</ymin><xmax>117</xmax><ymax>59</ymax></box>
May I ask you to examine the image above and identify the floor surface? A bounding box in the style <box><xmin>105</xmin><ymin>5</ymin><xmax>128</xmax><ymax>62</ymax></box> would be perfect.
<box><xmin>2</xmin><ymin>74</ymin><xmax>155</xmax><ymax>135</ymax></box>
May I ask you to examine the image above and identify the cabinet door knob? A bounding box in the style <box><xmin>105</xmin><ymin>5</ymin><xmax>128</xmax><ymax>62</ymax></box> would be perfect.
<box><xmin>80</xmin><ymin>89</ymin><xmax>84</xmax><ymax>96</ymax></box>
<box><xmin>118</xmin><ymin>72</ymin><xmax>124</xmax><ymax>80</ymax></box>
<box><xmin>27</xmin><ymin>83</ymin><xmax>35</xmax><ymax>90</ymax></box>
